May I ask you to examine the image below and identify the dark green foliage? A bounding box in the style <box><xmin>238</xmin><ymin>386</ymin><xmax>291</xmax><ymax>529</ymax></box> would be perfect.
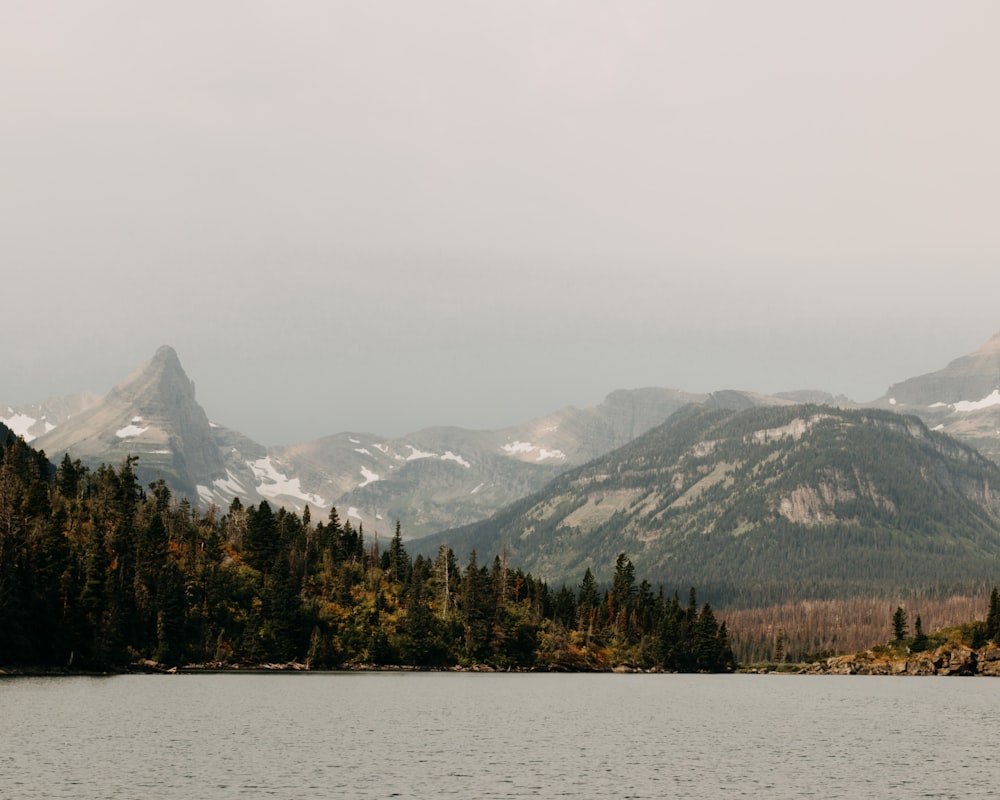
<box><xmin>892</xmin><ymin>606</ymin><xmax>908</xmax><ymax>641</ymax></box>
<box><xmin>912</xmin><ymin>614</ymin><xmax>928</xmax><ymax>652</ymax></box>
<box><xmin>0</xmin><ymin>429</ymin><xmax>733</xmax><ymax>672</ymax></box>
<box><xmin>986</xmin><ymin>587</ymin><xmax>1000</xmax><ymax>643</ymax></box>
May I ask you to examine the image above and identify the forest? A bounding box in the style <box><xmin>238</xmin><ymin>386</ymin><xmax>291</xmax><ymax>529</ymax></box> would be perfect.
<box><xmin>0</xmin><ymin>428</ymin><xmax>734</xmax><ymax>672</ymax></box>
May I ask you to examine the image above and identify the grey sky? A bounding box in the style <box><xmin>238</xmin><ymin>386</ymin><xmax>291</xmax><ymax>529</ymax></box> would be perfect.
<box><xmin>4</xmin><ymin>2</ymin><xmax>999</xmax><ymax>444</ymax></box>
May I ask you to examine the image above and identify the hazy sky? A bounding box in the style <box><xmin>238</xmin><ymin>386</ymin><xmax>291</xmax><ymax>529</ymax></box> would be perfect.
<box><xmin>4</xmin><ymin>2</ymin><xmax>1000</xmax><ymax>444</ymax></box>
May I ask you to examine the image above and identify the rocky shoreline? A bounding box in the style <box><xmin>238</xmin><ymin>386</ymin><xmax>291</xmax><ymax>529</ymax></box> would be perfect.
<box><xmin>799</xmin><ymin>644</ymin><xmax>1000</xmax><ymax>676</ymax></box>
<box><xmin>8</xmin><ymin>648</ymin><xmax>1000</xmax><ymax>677</ymax></box>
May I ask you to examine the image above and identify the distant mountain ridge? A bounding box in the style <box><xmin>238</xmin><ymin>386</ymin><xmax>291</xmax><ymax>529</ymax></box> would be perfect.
<box><xmin>417</xmin><ymin>403</ymin><xmax>1000</xmax><ymax>604</ymax></box>
<box><xmin>7</xmin><ymin>347</ymin><xmax>703</xmax><ymax>537</ymax></box>
<box><xmin>6</xmin><ymin>329</ymin><xmax>1000</xmax><ymax>543</ymax></box>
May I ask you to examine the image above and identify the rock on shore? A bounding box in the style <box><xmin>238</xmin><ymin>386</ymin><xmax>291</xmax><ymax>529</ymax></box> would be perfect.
<box><xmin>805</xmin><ymin>645</ymin><xmax>1000</xmax><ymax>676</ymax></box>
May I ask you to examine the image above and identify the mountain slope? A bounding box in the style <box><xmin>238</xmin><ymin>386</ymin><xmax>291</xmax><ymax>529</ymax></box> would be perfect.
<box><xmin>268</xmin><ymin>386</ymin><xmax>706</xmax><ymax>536</ymax></box>
<box><xmin>874</xmin><ymin>331</ymin><xmax>1000</xmax><ymax>464</ymax></box>
<box><xmin>418</xmin><ymin>404</ymin><xmax>1000</xmax><ymax>605</ymax></box>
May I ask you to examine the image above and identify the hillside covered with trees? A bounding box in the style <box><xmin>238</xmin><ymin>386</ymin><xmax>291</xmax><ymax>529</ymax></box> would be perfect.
<box><xmin>0</xmin><ymin>426</ymin><xmax>733</xmax><ymax>672</ymax></box>
<box><xmin>419</xmin><ymin>404</ymin><xmax>1000</xmax><ymax>605</ymax></box>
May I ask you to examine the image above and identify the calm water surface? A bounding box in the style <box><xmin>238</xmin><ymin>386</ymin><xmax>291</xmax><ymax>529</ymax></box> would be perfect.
<box><xmin>1</xmin><ymin>672</ymin><xmax>998</xmax><ymax>799</ymax></box>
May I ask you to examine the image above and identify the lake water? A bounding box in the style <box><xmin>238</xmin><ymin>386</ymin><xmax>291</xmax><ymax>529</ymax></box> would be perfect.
<box><xmin>2</xmin><ymin>672</ymin><xmax>998</xmax><ymax>799</ymax></box>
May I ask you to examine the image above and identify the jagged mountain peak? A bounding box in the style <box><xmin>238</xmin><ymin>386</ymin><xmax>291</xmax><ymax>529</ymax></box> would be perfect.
<box><xmin>33</xmin><ymin>346</ymin><xmax>224</xmax><ymax>494</ymax></box>
<box><xmin>108</xmin><ymin>344</ymin><xmax>194</xmax><ymax>403</ymax></box>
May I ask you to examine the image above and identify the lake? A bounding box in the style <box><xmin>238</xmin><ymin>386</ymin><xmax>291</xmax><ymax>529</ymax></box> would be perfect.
<box><xmin>2</xmin><ymin>672</ymin><xmax>997</xmax><ymax>798</ymax></box>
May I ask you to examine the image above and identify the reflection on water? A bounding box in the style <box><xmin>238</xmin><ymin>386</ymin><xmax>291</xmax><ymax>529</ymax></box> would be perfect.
<box><xmin>2</xmin><ymin>672</ymin><xmax>998</xmax><ymax>799</ymax></box>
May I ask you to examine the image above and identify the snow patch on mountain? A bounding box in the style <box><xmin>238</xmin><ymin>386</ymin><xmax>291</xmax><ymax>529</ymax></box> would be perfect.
<box><xmin>215</xmin><ymin>470</ymin><xmax>249</xmax><ymax>496</ymax></box>
<box><xmin>1</xmin><ymin>413</ymin><xmax>40</xmax><ymax>441</ymax></box>
<box><xmin>441</xmin><ymin>451</ymin><xmax>471</xmax><ymax>468</ymax></box>
<box><xmin>250</xmin><ymin>456</ymin><xmax>328</xmax><ymax>508</ymax></box>
<box><xmin>355</xmin><ymin>448</ymin><xmax>372</xmax><ymax>456</ymax></box>
<box><xmin>359</xmin><ymin>467</ymin><xmax>380</xmax><ymax>487</ymax></box>
<box><xmin>116</xmin><ymin>423</ymin><xmax>149</xmax><ymax>438</ymax></box>
<box><xmin>197</xmin><ymin>471</ymin><xmax>251</xmax><ymax>507</ymax></box>
<box><xmin>374</xmin><ymin>443</ymin><xmax>389</xmax><ymax>454</ymax></box>
<box><xmin>536</xmin><ymin>449</ymin><xmax>567</xmax><ymax>461</ymax></box>
<box><xmin>347</xmin><ymin>507</ymin><xmax>362</xmax><ymax>520</ymax></box>
<box><xmin>953</xmin><ymin>390</ymin><xmax>1000</xmax><ymax>412</ymax></box>
<box><xmin>502</xmin><ymin>441</ymin><xmax>567</xmax><ymax>461</ymax></box>
<box><xmin>405</xmin><ymin>445</ymin><xmax>437</xmax><ymax>461</ymax></box>
<box><xmin>502</xmin><ymin>441</ymin><xmax>535</xmax><ymax>455</ymax></box>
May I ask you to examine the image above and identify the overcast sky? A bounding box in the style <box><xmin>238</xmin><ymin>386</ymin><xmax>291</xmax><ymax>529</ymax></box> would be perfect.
<box><xmin>4</xmin><ymin>2</ymin><xmax>1000</xmax><ymax>445</ymax></box>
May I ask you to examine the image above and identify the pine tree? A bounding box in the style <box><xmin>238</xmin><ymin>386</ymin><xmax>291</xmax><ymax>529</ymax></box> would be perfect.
<box><xmin>577</xmin><ymin>567</ymin><xmax>600</xmax><ymax>628</ymax></box>
<box><xmin>892</xmin><ymin>606</ymin><xmax>908</xmax><ymax>641</ymax></box>
<box><xmin>986</xmin><ymin>587</ymin><xmax>1000</xmax><ymax>642</ymax></box>
<box><xmin>387</xmin><ymin>521</ymin><xmax>411</xmax><ymax>584</ymax></box>
<box><xmin>912</xmin><ymin>614</ymin><xmax>928</xmax><ymax>652</ymax></box>
<box><xmin>245</xmin><ymin>501</ymin><xmax>279</xmax><ymax>571</ymax></box>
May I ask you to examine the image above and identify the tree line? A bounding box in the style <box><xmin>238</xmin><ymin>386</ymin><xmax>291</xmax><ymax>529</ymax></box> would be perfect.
<box><xmin>0</xmin><ymin>430</ymin><xmax>734</xmax><ymax>672</ymax></box>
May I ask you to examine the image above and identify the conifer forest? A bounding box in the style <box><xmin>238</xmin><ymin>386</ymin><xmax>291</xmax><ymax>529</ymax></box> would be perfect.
<box><xmin>0</xmin><ymin>431</ymin><xmax>734</xmax><ymax>672</ymax></box>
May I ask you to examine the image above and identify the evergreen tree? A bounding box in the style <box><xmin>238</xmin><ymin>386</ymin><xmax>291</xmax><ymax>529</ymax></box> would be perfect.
<box><xmin>552</xmin><ymin>585</ymin><xmax>576</xmax><ymax>628</ymax></box>
<box><xmin>986</xmin><ymin>587</ymin><xmax>1000</xmax><ymax>642</ymax></box>
<box><xmin>912</xmin><ymin>614</ymin><xmax>928</xmax><ymax>652</ymax></box>
<box><xmin>245</xmin><ymin>501</ymin><xmax>279</xmax><ymax>571</ymax></box>
<box><xmin>577</xmin><ymin>567</ymin><xmax>600</xmax><ymax>628</ymax></box>
<box><xmin>386</xmin><ymin>521</ymin><xmax>411</xmax><ymax>584</ymax></box>
<box><xmin>459</xmin><ymin>551</ymin><xmax>492</xmax><ymax>662</ymax></box>
<box><xmin>892</xmin><ymin>606</ymin><xmax>908</xmax><ymax>641</ymax></box>
<box><xmin>611</xmin><ymin>553</ymin><xmax>636</xmax><ymax>631</ymax></box>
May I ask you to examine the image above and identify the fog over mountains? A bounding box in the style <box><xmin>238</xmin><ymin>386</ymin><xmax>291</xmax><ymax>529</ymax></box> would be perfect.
<box><xmin>5</xmin><ymin>331</ymin><xmax>1000</xmax><ymax>543</ymax></box>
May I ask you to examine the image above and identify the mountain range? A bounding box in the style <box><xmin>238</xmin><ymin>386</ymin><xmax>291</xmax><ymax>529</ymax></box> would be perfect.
<box><xmin>2</xmin><ymin>346</ymin><xmax>703</xmax><ymax>537</ymax></box>
<box><xmin>5</xmin><ymin>331</ymin><xmax>1000</xmax><ymax>556</ymax></box>
<box><xmin>416</xmin><ymin>403</ymin><xmax>1000</xmax><ymax>602</ymax></box>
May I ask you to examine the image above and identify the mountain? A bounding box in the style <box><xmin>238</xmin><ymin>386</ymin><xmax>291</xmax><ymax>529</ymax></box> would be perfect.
<box><xmin>18</xmin><ymin>347</ymin><xmax>704</xmax><ymax>536</ymax></box>
<box><xmin>32</xmin><ymin>346</ymin><xmax>226</xmax><ymax>497</ymax></box>
<box><xmin>872</xmin><ymin>331</ymin><xmax>1000</xmax><ymax>463</ymax></box>
<box><xmin>263</xmin><ymin>386</ymin><xmax>707</xmax><ymax>536</ymax></box>
<box><xmin>417</xmin><ymin>403</ymin><xmax>1000</xmax><ymax>605</ymax></box>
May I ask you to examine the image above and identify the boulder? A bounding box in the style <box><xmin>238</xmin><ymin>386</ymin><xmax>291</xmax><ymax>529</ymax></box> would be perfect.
<box><xmin>904</xmin><ymin>655</ymin><xmax>937</xmax><ymax>675</ymax></box>
<box><xmin>939</xmin><ymin>646</ymin><xmax>977</xmax><ymax>676</ymax></box>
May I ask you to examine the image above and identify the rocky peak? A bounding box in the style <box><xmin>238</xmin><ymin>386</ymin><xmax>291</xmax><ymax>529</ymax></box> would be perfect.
<box><xmin>34</xmin><ymin>346</ymin><xmax>225</xmax><ymax>494</ymax></box>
